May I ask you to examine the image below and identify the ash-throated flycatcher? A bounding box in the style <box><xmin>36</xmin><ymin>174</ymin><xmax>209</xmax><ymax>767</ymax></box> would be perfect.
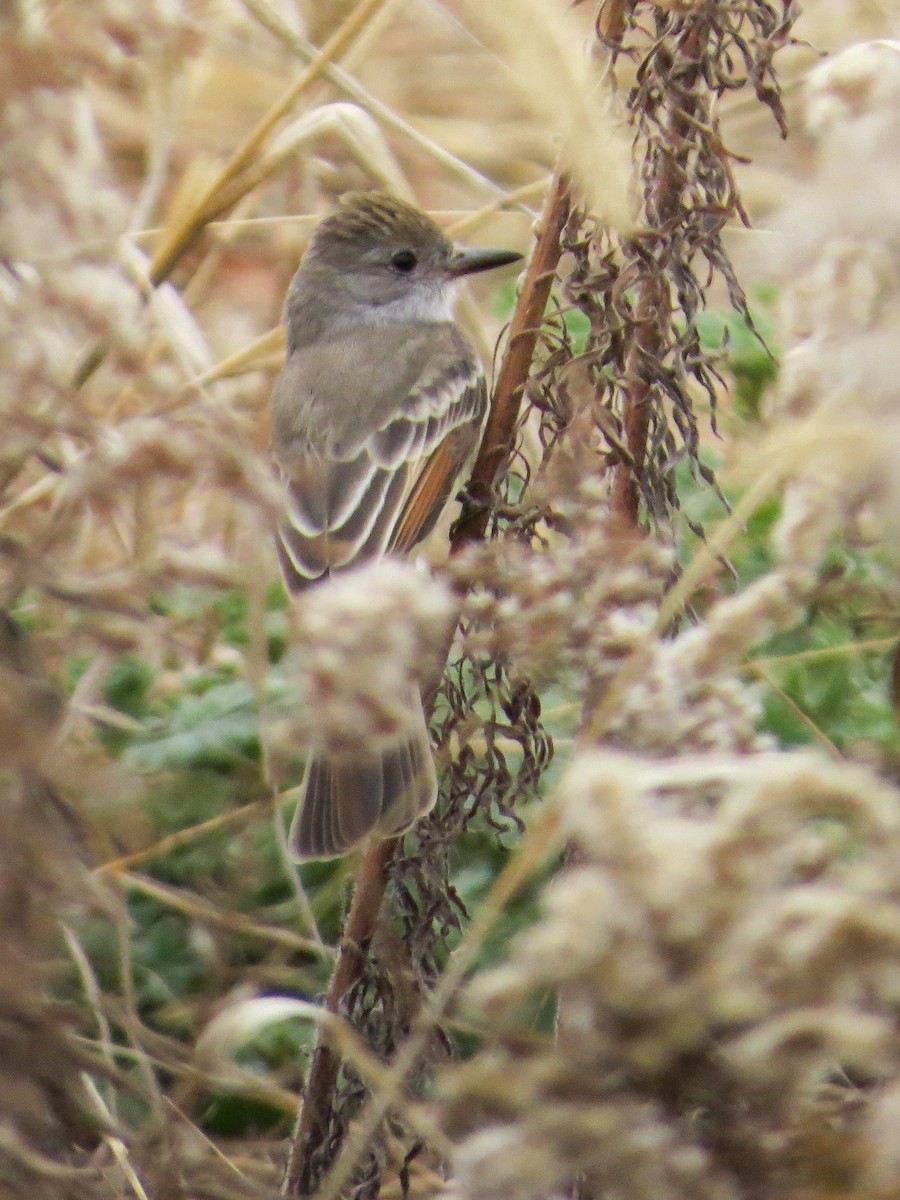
<box><xmin>270</xmin><ymin>192</ymin><xmax>521</xmax><ymax>860</ymax></box>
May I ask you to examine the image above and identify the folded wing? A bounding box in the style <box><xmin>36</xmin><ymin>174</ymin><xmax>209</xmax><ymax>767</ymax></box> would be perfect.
<box><xmin>273</xmin><ymin>323</ymin><xmax>486</xmax><ymax>592</ymax></box>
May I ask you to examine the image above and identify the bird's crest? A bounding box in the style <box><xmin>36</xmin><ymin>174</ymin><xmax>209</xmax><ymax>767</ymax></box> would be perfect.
<box><xmin>312</xmin><ymin>192</ymin><xmax>451</xmax><ymax>254</ymax></box>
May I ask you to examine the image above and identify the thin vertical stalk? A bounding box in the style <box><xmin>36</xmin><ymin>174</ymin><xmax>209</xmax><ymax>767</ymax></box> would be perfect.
<box><xmin>452</xmin><ymin>168</ymin><xmax>571</xmax><ymax>548</ymax></box>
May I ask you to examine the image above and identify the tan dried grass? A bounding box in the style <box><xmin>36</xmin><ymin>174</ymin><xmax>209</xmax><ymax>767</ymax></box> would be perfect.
<box><xmin>3</xmin><ymin>1</ymin><xmax>900</xmax><ymax>1198</ymax></box>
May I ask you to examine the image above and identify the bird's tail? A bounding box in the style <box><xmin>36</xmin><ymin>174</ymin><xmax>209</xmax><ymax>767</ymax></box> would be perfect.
<box><xmin>288</xmin><ymin>695</ymin><xmax>437</xmax><ymax>861</ymax></box>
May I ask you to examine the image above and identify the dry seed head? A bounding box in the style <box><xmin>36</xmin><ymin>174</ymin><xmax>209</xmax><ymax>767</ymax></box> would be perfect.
<box><xmin>804</xmin><ymin>39</ymin><xmax>900</xmax><ymax>147</ymax></box>
<box><xmin>448</xmin><ymin>1083</ymin><xmax>733</xmax><ymax>1200</ymax></box>
<box><xmin>455</xmin><ymin>519</ymin><xmax>672</xmax><ymax>687</ymax></box>
<box><xmin>453</xmin><ymin>746</ymin><xmax>900</xmax><ymax>1184</ymax></box>
<box><xmin>452</xmin><ymin>1123</ymin><xmax>564</xmax><ymax>1200</ymax></box>
<box><xmin>766</xmin><ymin>40</ymin><xmax>900</xmax><ymax>561</ymax></box>
<box><xmin>286</xmin><ymin>560</ymin><xmax>456</xmax><ymax>757</ymax></box>
<box><xmin>862</xmin><ymin>1079</ymin><xmax>900</xmax><ymax>1197</ymax></box>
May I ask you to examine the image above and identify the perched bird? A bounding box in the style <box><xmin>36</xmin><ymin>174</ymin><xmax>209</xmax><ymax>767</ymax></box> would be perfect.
<box><xmin>270</xmin><ymin>192</ymin><xmax>521</xmax><ymax>860</ymax></box>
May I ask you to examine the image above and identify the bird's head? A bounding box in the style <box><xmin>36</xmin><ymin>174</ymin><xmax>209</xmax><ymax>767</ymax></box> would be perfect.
<box><xmin>290</xmin><ymin>192</ymin><xmax>522</xmax><ymax>333</ymax></box>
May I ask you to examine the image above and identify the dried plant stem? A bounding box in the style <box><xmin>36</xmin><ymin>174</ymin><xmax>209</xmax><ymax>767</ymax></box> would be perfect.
<box><xmin>445</xmin><ymin>177</ymin><xmax>549</xmax><ymax>238</ymax></box>
<box><xmin>93</xmin><ymin>796</ymin><xmax>276</xmax><ymax>876</ymax></box>
<box><xmin>610</xmin><ymin>23</ymin><xmax>706</xmax><ymax>527</ymax></box>
<box><xmin>282</xmin><ymin>640</ymin><xmax>456</xmax><ymax>1195</ymax></box>
<box><xmin>116</xmin><ymin>872</ymin><xmax>329</xmax><ymax>957</ymax></box>
<box><xmin>238</xmin><ymin>0</ymin><xmax>523</xmax><ymax>206</ymax></box>
<box><xmin>313</xmin><ymin>802</ymin><xmax>565</xmax><ymax>1200</ymax></box>
<box><xmin>745</xmin><ymin>637</ymin><xmax>900</xmax><ymax>672</ymax></box>
<box><xmin>653</xmin><ymin>463</ymin><xmax>784</xmax><ymax>634</ymax></box>
<box><xmin>597</xmin><ymin>0</ymin><xmax>629</xmax><ymax>43</ymax></box>
<box><xmin>451</xmin><ymin>167</ymin><xmax>571</xmax><ymax>548</ymax></box>
<box><xmin>752</xmin><ymin>664</ymin><xmax>841</xmax><ymax>757</ymax></box>
<box><xmin>150</xmin><ymin>0</ymin><xmax>395</xmax><ymax>286</ymax></box>
<box><xmin>610</xmin><ymin>272</ymin><xmax>666</xmax><ymax>525</ymax></box>
<box><xmin>282</xmin><ymin>836</ymin><xmax>396</xmax><ymax>1196</ymax></box>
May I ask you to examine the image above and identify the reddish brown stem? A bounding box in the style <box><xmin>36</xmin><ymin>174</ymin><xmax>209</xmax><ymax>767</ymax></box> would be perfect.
<box><xmin>611</xmin><ymin>19</ymin><xmax>706</xmax><ymax>527</ymax></box>
<box><xmin>451</xmin><ymin>168</ymin><xmax>571</xmax><ymax>549</ymax></box>
<box><xmin>282</xmin><ymin>835</ymin><xmax>396</xmax><ymax>1195</ymax></box>
<box><xmin>610</xmin><ymin>274</ymin><xmax>666</xmax><ymax>526</ymax></box>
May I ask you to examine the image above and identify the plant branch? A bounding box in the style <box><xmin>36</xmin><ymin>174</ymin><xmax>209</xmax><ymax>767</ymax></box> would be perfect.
<box><xmin>281</xmin><ymin>835</ymin><xmax>396</xmax><ymax>1196</ymax></box>
<box><xmin>451</xmin><ymin>167</ymin><xmax>571</xmax><ymax>548</ymax></box>
<box><xmin>610</xmin><ymin>19</ymin><xmax>711</xmax><ymax>526</ymax></box>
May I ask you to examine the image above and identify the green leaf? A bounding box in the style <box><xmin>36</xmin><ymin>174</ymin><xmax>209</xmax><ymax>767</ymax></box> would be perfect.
<box><xmin>126</xmin><ymin>680</ymin><xmax>261</xmax><ymax>772</ymax></box>
<box><xmin>103</xmin><ymin>655</ymin><xmax>155</xmax><ymax>718</ymax></box>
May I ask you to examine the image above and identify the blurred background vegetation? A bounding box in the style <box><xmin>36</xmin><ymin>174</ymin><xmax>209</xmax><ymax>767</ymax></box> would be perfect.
<box><xmin>3</xmin><ymin>2</ymin><xmax>900</xmax><ymax>1198</ymax></box>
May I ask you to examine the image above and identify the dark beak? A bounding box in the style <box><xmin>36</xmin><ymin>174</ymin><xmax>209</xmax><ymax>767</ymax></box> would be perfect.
<box><xmin>447</xmin><ymin>246</ymin><xmax>523</xmax><ymax>278</ymax></box>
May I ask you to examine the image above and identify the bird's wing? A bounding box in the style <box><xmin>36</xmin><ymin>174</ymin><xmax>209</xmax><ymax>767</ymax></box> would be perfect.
<box><xmin>388</xmin><ymin>420</ymin><xmax>480</xmax><ymax>555</ymax></box>
<box><xmin>272</xmin><ymin>323</ymin><xmax>486</xmax><ymax>592</ymax></box>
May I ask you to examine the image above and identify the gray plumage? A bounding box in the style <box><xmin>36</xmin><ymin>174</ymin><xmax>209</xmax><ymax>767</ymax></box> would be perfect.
<box><xmin>272</xmin><ymin>321</ymin><xmax>485</xmax><ymax>590</ymax></box>
<box><xmin>270</xmin><ymin>192</ymin><xmax>519</xmax><ymax>860</ymax></box>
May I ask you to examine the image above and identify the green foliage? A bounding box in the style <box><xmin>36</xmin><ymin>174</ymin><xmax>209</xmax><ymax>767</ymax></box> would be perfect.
<box><xmin>753</xmin><ymin>580</ymin><xmax>900</xmax><ymax>756</ymax></box>
<box><xmin>201</xmin><ymin>1093</ymin><xmax>292</xmax><ymax>1138</ymax></box>
<box><xmin>103</xmin><ymin>654</ymin><xmax>155</xmax><ymax>716</ymax></box>
<box><xmin>126</xmin><ymin>680</ymin><xmax>262</xmax><ymax>773</ymax></box>
<box><xmin>674</xmin><ymin>371</ymin><xmax>899</xmax><ymax>762</ymax></box>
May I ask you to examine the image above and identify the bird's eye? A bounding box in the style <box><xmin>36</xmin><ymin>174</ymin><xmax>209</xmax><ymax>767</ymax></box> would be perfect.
<box><xmin>390</xmin><ymin>249</ymin><xmax>418</xmax><ymax>273</ymax></box>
